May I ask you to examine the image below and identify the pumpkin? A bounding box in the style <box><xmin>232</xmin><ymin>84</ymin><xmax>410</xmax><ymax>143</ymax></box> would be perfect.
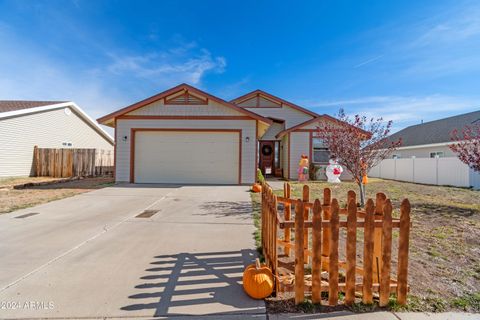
<box><xmin>242</xmin><ymin>258</ymin><xmax>274</xmax><ymax>299</ymax></box>
<box><xmin>252</xmin><ymin>183</ymin><xmax>262</xmax><ymax>193</ymax></box>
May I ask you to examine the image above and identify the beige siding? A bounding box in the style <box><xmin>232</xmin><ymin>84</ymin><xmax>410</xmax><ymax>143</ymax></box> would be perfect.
<box><xmin>127</xmin><ymin>99</ymin><xmax>244</xmax><ymax>116</ymax></box>
<box><xmin>391</xmin><ymin>145</ymin><xmax>455</xmax><ymax>158</ymax></box>
<box><xmin>0</xmin><ymin>108</ymin><xmax>113</xmax><ymax>177</ymax></box>
<box><xmin>301</xmin><ymin>118</ymin><xmax>330</xmax><ymax>129</ymax></box>
<box><xmin>115</xmin><ymin>119</ymin><xmax>256</xmax><ymax>184</ymax></box>
<box><xmin>288</xmin><ymin>132</ymin><xmax>310</xmax><ymax>180</ymax></box>
<box><xmin>244</xmin><ymin>105</ymin><xmax>313</xmax><ymax>129</ymax></box>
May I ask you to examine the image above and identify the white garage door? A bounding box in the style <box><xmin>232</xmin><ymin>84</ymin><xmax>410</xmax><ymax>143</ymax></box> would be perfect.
<box><xmin>134</xmin><ymin>131</ymin><xmax>240</xmax><ymax>184</ymax></box>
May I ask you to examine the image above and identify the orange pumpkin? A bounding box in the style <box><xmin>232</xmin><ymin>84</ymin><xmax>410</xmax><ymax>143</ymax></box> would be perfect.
<box><xmin>242</xmin><ymin>258</ymin><xmax>274</xmax><ymax>299</ymax></box>
<box><xmin>252</xmin><ymin>183</ymin><xmax>262</xmax><ymax>193</ymax></box>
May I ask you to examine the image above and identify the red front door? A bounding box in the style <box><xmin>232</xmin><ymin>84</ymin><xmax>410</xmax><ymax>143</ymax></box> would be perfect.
<box><xmin>259</xmin><ymin>141</ymin><xmax>275</xmax><ymax>176</ymax></box>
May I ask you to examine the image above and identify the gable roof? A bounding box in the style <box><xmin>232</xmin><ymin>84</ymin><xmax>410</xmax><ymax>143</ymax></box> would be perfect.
<box><xmin>230</xmin><ymin>89</ymin><xmax>320</xmax><ymax>118</ymax></box>
<box><xmin>0</xmin><ymin>100</ymin><xmax>68</xmax><ymax>112</ymax></box>
<box><xmin>97</xmin><ymin>83</ymin><xmax>273</xmax><ymax>126</ymax></box>
<box><xmin>387</xmin><ymin>110</ymin><xmax>480</xmax><ymax>147</ymax></box>
<box><xmin>276</xmin><ymin>114</ymin><xmax>370</xmax><ymax>138</ymax></box>
<box><xmin>0</xmin><ymin>101</ymin><xmax>114</xmax><ymax>145</ymax></box>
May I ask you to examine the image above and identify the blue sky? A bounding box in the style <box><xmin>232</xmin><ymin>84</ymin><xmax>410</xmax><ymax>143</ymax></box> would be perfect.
<box><xmin>1</xmin><ymin>0</ymin><xmax>479</xmax><ymax>134</ymax></box>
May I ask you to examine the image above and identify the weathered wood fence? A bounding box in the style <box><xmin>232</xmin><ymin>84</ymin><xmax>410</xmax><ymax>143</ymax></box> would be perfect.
<box><xmin>261</xmin><ymin>182</ymin><xmax>411</xmax><ymax>306</ymax></box>
<box><xmin>33</xmin><ymin>146</ymin><xmax>114</xmax><ymax>178</ymax></box>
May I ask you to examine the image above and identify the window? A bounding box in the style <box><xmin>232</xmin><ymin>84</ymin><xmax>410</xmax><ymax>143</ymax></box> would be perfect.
<box><xmin>312</xmin><ymin>137</ymin><xmax>330</xmax><ymax>163</ymax></box>
<box><xmin>430</xmin><ymin>151</ymin><xmax>444</xmax><ymax>158</ymax></box>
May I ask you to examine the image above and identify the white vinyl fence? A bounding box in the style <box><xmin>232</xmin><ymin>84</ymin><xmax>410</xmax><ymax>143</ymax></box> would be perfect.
<box><xmin>369</xmin><ymin>157</ymin><xmax>480</xmax><ymax>189</ymax></box>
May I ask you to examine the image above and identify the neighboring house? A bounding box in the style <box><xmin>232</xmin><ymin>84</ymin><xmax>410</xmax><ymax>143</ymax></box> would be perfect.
<box><xmin>386</xmin><ymin>110</ymin><xmax>480</xmax><ymax>159</ymax></box>
<box><xmin>97</xmin><ymin>83</ymin><xmax>351</xmax><ymax>184</ymax></box>
<box><xmin>0</xmin><ymin>101</ymin><xmax>114</xmax><ymax>177</ymax></box>
<box><xmin>370</xmin><ymin>110</ymin><xmax>480</xmax><ymax>188</ymax></box>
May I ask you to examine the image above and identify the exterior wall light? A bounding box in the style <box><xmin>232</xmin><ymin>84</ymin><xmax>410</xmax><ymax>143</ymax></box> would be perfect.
<box><xmin>245</xmin><ymin>137</ymin><xmax>250</xmax><ymax>143</ymax></box>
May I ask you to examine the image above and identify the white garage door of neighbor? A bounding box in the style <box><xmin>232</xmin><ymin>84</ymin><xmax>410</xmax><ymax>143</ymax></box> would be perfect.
<box><xmin>134</xmin><ymin>131</ymin><xmax>240</xmax><ymax>184</ymax></box>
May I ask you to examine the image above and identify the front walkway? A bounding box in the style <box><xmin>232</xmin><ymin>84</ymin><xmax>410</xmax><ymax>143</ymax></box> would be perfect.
<box><xmin>0</xmin><ymin>184</ymin><xmax>264</xmax><ymax>319</ymax></box>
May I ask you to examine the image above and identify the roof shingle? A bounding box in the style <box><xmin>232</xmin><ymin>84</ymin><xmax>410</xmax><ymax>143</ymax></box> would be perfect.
<box><xmin>388</xmin><ymin>110</ymin><xmax>480</xmax><ymax>147</ymax></box>
<box><xmin>0</xmin><ymin>100</ymin><xmax>67</xmax><ymax>113</ymax></box>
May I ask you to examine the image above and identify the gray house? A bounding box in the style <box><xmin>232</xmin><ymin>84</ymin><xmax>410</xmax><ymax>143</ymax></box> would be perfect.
<box><xmin>387</xmin><ymin>110</ymin><xmax>480</xmax><ymax>159</ymax></box>
<box><xmin>0</xmin><ymin>101</ymin><xmax>114</xmax><ymax>177</ymax></box>
<box><xmin>370</xmin><ymin>110</ymin><xmax>480</xmax><ymax>189</ymax></box>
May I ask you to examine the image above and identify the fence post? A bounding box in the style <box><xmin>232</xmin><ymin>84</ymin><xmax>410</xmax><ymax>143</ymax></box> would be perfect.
<box><xmin>328</xmin><ymin>199</ymin><xmax>340</xmax><ymax>306</ymax></box>
<box><xmin>295</xmin><ymin>200</ymin><xmax>305</xmax><ymax>305</ymax></box>
<box><xmin>397</xmin><ymin>199</ymin><xmax>411</xmax><ymax>305</ymax></box>
<box><xmin>362</xmin><ymin>198</ymin><xmax>375</xmax><ymax>304</ymax></box>
<box><xmin>379</xmin><ymin>199</ymin><xmax>393</xmax><ymax>307</ymax></box>
<box><xmin>322</xmin><ymin>188</ymin><xmax>331</xmax><ymax>271</ymax></box>
<box><xmin>311</xmin><ymin>199</ymin><xmax>322</xmax><ymax>304</ymax></box>
<box><xmin>345</xmin><ymin>198</ymin><xmax>357</xmax><ymax>306</ymax></box>
<box><xmin>284</xmin><ymin>182</ymin><xmax>291</xmax><ymax>256</ymax></box>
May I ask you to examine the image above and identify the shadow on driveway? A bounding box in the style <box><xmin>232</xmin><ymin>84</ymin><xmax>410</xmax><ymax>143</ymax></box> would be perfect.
<box><xmin>121</xmin><ymin>249</ymin><xmax>262</xmax><ymax>317</ymax></box>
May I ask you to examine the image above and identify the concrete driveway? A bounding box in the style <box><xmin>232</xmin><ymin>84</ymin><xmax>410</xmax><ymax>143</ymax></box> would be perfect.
<box><xmin>0</xmin><ymin>184</ymin><xmax>265</xmax><ymax>319</ymax></box>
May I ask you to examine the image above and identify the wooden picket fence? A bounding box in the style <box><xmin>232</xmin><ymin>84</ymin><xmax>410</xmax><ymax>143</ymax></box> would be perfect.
<box><xmin>261</xmin><ymin>182</ymin><xmax>411</xmax><ymax>306</ymax></box>
<box><xmin>33</xmin><ymin>146</ymin><xmax>114</xmax><ymax>178</ymax></box>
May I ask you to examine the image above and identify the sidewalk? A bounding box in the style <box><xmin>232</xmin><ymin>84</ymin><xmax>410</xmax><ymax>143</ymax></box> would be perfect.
<box><xmin>269</xmin><ymin>311</ymin><xmax>480</xmax><ymax>320</ymax></box>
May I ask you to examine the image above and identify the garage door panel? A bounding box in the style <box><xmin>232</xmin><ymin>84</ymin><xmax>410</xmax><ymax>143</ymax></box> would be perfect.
<box><xmin>134</xmin><ymin>131</ymin><xmax>239</xmax><ymax>184</ymax></box>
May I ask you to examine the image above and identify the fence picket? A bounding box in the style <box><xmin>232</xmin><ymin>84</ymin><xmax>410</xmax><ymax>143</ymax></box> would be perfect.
<box><xmin>302</xmin><ymin>185</ymin><xmax>310</xmax><ymax>264</ymax></box>
<box><xmin>295</xmin><ymin>200</ymin><xmax>305</xmax><ymax>304</ymax></box>
<box><xmin>345</xmin><ymin>198</ymin><xmax>357</xmax><ymax>305</ymax></box>
<box><xmin>311</xmin><ymin>199</ymin><xmax>322</xmax><ymax>303</ymax></box>
<box><xmin>328</xmin><ymin>199</ymin><xmax>340</xmax><ymax>306</ymax></box>
<box><xmin>380</xmin><ymin>199</ymin><xmax>393</xmax><ymax>307</ymax></box>
<box><xmin>374</xmin><ymin>192</ymin><xmax>386</xmax><ymax>283</ymax></box>
<box><xmin>362</xmin><ymin>198</ymin><xmax>375</xmax><ymax>304</ymax></box>
<box><xmin>397</xmin><ymin>199</ymin><xmax>411</xmax><ymax>305</ymax></box>
<box><xmin>322</xmin><ymin>188</ymin><xmax>331</xmax><ymax>271</ymax></box>
<box><xmin>284</xmin><ymin>183</ymin><xmax>292</xmax><ymax>256</ymax></box>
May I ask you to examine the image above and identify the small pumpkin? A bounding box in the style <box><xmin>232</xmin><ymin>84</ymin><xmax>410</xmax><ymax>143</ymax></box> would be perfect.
<box><xmin>242</xmin><ymin>258</ymin><xmax>274</xmax><ymax>299</ymax></box>
<box><xmin>252</xmin><ymin>183</ymin><xmax>262</xmax><ymax>193</ymax></box>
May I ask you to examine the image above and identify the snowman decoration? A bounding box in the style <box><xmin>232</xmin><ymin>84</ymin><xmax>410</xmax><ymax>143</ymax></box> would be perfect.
<box><xmin>326</xmin><ymin>158</ymin><xmax>343</xmax><ymax>183</ymax></box>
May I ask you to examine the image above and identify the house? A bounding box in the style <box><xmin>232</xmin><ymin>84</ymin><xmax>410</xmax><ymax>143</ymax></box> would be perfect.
<box><xmin>97</xmin><ymin>83</ymin><xmax>351</xmax><ymax>185</ymax></box>
<box><xmin>386</xmin><ymin>110</ymin><xmax>480</xmax><ymax>159</ymax></box>
<box><xmin>0</xmin><ymin>101</ymin><xmax>114</xmax><ymax>177</ymax></box>
<box><xmin>369</xmin><ymin>110</ymin><xmax>480</xmax><ymax>188</ymax></box>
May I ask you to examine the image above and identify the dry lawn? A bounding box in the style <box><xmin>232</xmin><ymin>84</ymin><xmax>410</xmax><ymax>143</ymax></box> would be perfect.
<box><xmin>252</xmin><ymin>178</ymin><xmax>480</xmax><ymax>312</ymax></box>
<box><xmin>0</xmin><ymin>176</ymin><xmax>114</xmax><ymax>214</ymax></box>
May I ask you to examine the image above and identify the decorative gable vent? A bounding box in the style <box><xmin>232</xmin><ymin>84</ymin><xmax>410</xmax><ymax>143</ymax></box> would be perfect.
<box><xmin>236</xmin><ymin>93</ymin><xmax>281</xmax><ymax>108</ymax></box>
<box><xmin>164</xmin><ymin>90</ymin><xmax>208</xmax><ymax>105</ymax></box>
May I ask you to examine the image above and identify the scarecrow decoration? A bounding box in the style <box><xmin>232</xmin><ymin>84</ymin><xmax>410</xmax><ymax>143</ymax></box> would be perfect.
<box><xmin>297</xmin><ymin>154</ymin><xmax>309</xmax><ymax>182</ymax></box>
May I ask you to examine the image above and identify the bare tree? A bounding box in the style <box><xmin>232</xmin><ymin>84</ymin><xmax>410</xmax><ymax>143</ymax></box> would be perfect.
<box><xmin>450</xmin><ymin>124</ymin><xmax>480</xmax><ymax>172</ymax></box>
<box><xmin>317</xmin><ymin>109</ymin><xmax>401</xmax><ymax>206</ymax></box>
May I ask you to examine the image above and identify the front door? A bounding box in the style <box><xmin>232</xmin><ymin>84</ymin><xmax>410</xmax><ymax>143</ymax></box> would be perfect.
<box><xmin>259</xmin><ymin>141</ymin><xmax>275</xmax><ymax>176</ymax></box>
